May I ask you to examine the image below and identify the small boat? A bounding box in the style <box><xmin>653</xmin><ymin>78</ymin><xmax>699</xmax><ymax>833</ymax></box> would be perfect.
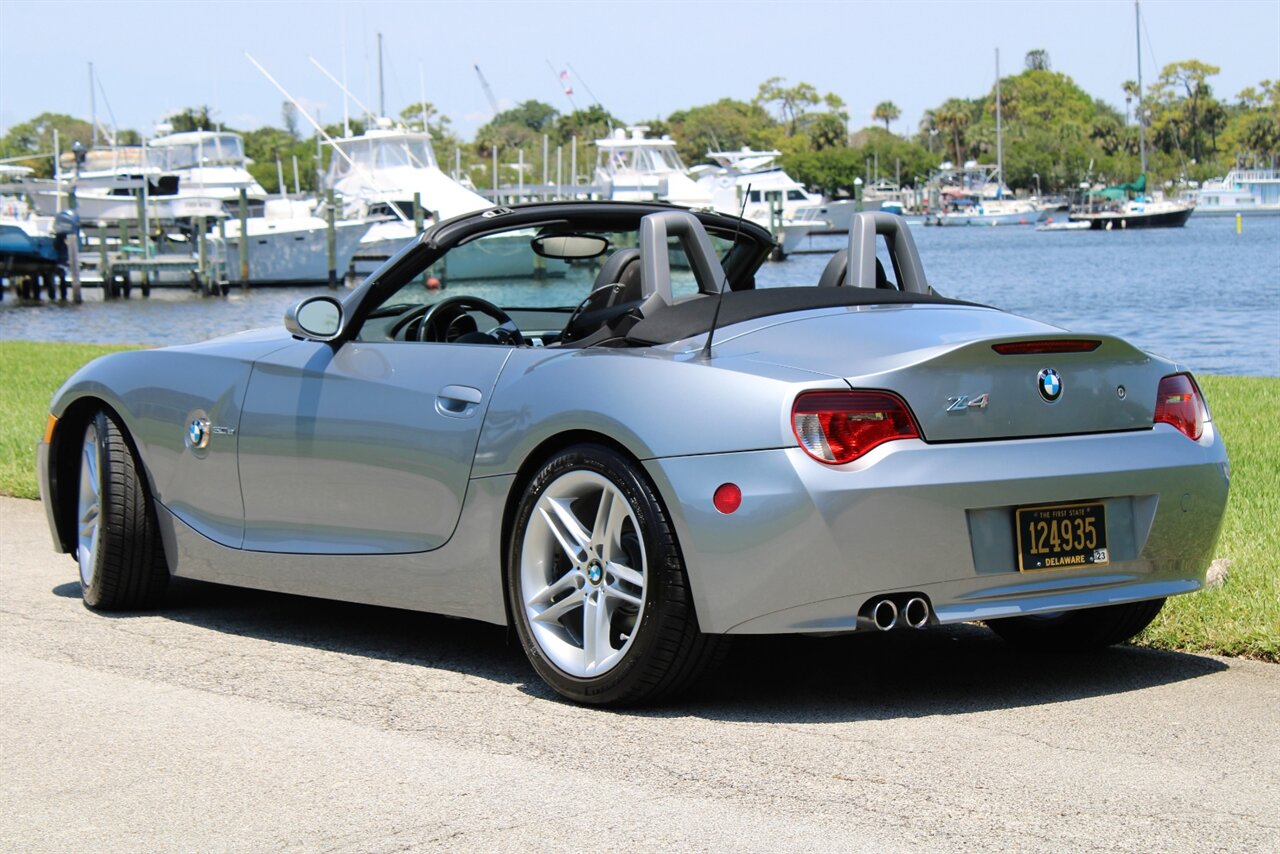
<box><xmin>1036</xmin><ymin>218</ymin><xmax>1091</xmax><ymax>232</ymax></box>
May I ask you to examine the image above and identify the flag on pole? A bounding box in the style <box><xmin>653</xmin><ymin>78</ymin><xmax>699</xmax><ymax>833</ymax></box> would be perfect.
<box><xmin>559</xmin><ymin>70</ymin><xmax>574</xmax><ymax>96</ymax></box>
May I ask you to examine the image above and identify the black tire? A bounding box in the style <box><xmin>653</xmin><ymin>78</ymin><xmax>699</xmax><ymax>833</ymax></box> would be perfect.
<box><xmin>75</xmin><ymin>410</ymin><xmax>169</xmax><ymax>610</ymax></box>
<box><xmin>986</xmin><ymin>598</ymin><xmax>1165</xmax><ymax>652</ymax></box>
<box><xmin>506</xmin><ymin>444</ymin><xmax>724</xmax><ymax>706</ymax></box>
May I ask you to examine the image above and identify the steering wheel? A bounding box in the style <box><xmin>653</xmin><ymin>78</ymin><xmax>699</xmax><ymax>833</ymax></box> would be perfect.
<box><xmin>416</xmin><ymin>296</ymin><xmax>525</xmax><ymax>346</ymax></box>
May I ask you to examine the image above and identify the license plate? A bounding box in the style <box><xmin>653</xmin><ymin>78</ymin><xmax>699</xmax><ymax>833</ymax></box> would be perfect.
<box><xmin>1015</xmin><ymin>502</ymin><xmax>1109</xmax><ymax>572</ymax></box>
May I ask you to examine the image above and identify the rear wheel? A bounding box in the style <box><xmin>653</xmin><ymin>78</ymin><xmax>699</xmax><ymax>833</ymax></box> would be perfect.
<box><xmin>986</xmin><ymin>599</ymin><xmax>1165</xmax><ymax>652</ymax></box>
<box><xmin>76</xmin><ymin>411</ymin><xmax>169</xmax><ymax>610</ymax></box>
<box><xmin>507</xmin><ymin>444</ymin><xmax>722</xmax><ymax>706</ymax></box>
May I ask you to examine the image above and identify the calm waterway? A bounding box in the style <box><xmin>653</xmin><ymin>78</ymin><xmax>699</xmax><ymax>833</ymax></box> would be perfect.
<box><xmin>2</xmin><ymin>215</ymin><xmax>1276</xmax><ymax>376</ymax></box>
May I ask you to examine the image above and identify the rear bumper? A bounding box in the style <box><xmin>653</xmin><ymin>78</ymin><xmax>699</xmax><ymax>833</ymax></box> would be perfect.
<box><xmin>645</xmin><ymin>423</ymin><xmax>1230</xmax><ymax>635</ymax></box>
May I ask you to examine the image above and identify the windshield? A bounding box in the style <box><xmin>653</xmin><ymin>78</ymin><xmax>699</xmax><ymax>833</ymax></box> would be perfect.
<box><xmin>599</xmin><ymin>144</ymin><xmax>685</xmax><ymax>176</ymax></box>
<box><xmin>332</xmin><ymin>136</ymin><xmax>437</xmax><ymax>176</ymax></box>
<box><xmin>156</xmin><ymin>135</ymin><xmax>246</xmax><ymax>169</ymax></box>
<box><xmin>360</xmin><ymin>224</ymin><xmax>735</xmax><ymax>330</ymax></box>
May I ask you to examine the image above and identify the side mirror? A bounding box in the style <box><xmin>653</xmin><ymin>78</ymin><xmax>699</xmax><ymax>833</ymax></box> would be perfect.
<box><xmin>285</xmin><ymin>296</ymin><xmax>343</xmax><ymax>341</ymax></box>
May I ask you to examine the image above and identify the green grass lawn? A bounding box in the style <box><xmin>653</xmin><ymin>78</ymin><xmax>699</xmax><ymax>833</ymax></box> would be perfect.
<box><xmin>1136</xmin><ymin>374</ymin><xmax>1279</xmax><ymax>661</ymax></box>
<box><xmin>0</xmin><ymin>341</ymin><xmax>138</xmax><ymax>498</ymax></box>
<box><xmin>1</xmin><ymin>340</ymin><xmax>1275</xmax><ymax>660</ymax></box>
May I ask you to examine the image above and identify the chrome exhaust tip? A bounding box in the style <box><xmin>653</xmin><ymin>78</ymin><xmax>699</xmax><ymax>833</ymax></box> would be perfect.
<box><xmin>903</xmin><ymin>597</ymin><xmax>930</xmax><ymax>629</ymax></box>
<box><xmin>871</xmin><ymin>598</ymin><xmax>899</xmax><ymax>631</ymax></box>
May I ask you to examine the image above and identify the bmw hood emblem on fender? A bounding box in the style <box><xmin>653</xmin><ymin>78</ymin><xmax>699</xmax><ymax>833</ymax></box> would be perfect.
<box><xmin>1037</xmin><ymin>368</ymin><xmax>1062</xmax><ymax>403</ymax></box>
<box><xmin>187</xmin><ymin>417</ymin><xmax>210</xmax><ymax>449</ymax></box>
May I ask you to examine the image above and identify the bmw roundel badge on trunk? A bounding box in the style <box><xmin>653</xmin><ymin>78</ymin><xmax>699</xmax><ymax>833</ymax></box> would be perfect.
<box><xmin>1038</xmin><ymin>368</ymin><xmax>1062</xmax><ymax>403</ymax></box>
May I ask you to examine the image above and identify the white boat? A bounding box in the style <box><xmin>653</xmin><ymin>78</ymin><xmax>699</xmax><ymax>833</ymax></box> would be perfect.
<box><xmin>324</xmin><ymin>122</ymin><xmax>513</xmax><ymax>275</ymax></box>
<box><xmin>323</xmin><ymin>123</ymin><xmax>556</xmax><ymax>281</ymax></box>
<box><xmin>593</xmin><ymin>127</ymin><xmax>712</xmax><ymax>208</ymax></box>
<box><xmin>1036</xmin><ymin>218</ymin><xmax>1091</xmax><ymax>232</ymax></box>
<box><xmin>693</xmin><ymin>147</ymin><xmax>832</xmax><ymax>254</ymax></box>
<box><xmin>148</xmin><ymin>130</ymin><xmax>268</xmax><ymax>212</ymax></box>
<box><xmin>1187</xmin><ymin>168</ymin><xmax>1280</xmax><ymax>216</ymax></box>
<box><xmin>29</xmin><ymin>146</ymin><xmax>224</xmax><ymax>222</ymax></box>
<box><xmin>928</xmin><ymin>162</ymin><xmax>1041</xmax><ymax>226</ymax></box>
<box><xmin>208</xmin><ymin>199</ymin><xmax>372</xmax><ymax>285</ymax></box>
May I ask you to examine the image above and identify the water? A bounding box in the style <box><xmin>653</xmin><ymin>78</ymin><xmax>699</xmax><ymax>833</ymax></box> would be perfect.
<box><xmin>2</xmin><ymin>216</ymin><xmax>1277</xmax><ymax>376</ymax></box>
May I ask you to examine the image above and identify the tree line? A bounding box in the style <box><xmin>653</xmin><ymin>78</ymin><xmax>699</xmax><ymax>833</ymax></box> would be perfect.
<box><xmin>2</xmin><ymin>50</ymin><xmax>1277</xmax><ymax>197</ymax></box>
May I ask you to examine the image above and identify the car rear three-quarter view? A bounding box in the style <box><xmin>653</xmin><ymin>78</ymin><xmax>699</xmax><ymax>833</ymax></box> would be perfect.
<box><xmin>35</xmin><ymin>205</ymin><xmax>1230</xmax><ymax>706</ymax></box>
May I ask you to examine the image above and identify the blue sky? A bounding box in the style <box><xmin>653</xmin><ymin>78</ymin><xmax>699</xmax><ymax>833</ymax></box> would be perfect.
<box><xmin>2</xmin><ymin>0</ymin><xmax>1277</xmax><ymax>142</ymax></box>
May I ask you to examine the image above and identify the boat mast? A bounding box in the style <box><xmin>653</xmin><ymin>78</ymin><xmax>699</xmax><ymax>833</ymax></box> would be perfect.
<box><xmin>377</xmin><ymin>33</ymin><xmax>385</xmax><ymax>119</ymax></box>
<box><xmin>995</xmin><ymin>48</ymin><xmax>1003</xmax><ymax>197</ymax></box>
<box><xmin>1136</xmin><ymin>1</ymin><xmax>1147</xmax><ymax>176</ymax></box>
<box><xmin>88</xmin><ymin>62</ymin><xmax>97</xmax><ymax>149</ymax></box>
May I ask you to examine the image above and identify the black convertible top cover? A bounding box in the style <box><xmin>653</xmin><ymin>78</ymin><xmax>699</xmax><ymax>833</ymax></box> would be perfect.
<box><xmin>626</xmin><ymin>287</ymin><xmax>984</xmax><ymax>345</ymax></box>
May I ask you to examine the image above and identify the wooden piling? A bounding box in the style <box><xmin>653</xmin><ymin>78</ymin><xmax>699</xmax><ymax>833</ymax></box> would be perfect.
<box><xmin>326</xmin><ymin>189</ymin><xmax>337</xmax><ymax>289</ymax></box>
<box><xmin>238</xmin><ymin>188</ymin><xmax>249</xmax><ymax>291</ymax></box>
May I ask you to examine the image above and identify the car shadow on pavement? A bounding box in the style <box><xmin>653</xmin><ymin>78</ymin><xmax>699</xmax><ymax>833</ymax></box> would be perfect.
<box><xmin>53</xmin><ymin>578</ymin><xmax>1228</xmax><ymax>721</ymax></box>
<box><xmin>668</xmin><ymin>627</ymin><xmax>1229</xmax><ymax>723</ymax></box>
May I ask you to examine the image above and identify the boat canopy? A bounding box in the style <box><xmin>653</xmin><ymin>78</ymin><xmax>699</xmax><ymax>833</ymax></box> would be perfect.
<box><xmin>1091</xmin><ymin>174</ymin><xmax>1147</xmax><ymax>199</ymax></box>
<box><xmin>150</xmin><ymin>133</ymin><xmax>247</xmax><ymax>170</ymax></box>
<box><xmin>328</xmin><ymin>132</ymin><xmax>439</xmax><ymax>178</ymax></box>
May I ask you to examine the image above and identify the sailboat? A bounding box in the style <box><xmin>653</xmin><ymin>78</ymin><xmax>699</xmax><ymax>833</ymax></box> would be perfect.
<box><xmin>933</xmin><ymin>50</ymin><xmax>1039</xmax><ymax>226</ymax></box>
<box><xmin>1069</xmin><ymin>1</ymin><xmax>1195</xmax><ymax>230</ymax></box>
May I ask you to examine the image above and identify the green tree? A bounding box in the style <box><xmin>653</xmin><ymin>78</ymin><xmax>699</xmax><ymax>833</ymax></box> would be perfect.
<box><xmin>1149</xmin><ymin>60</ymin><xmax>1222</xmax><ymax>162</ymax></box>
<box><xmin>1024</xmin><ymin>49</ymin><xmax>1051</xmax><ymax>72</ymax></box>
<box><xmin>932</xmin><ymin>99</ymin><xmax>972</xmax><ymax>165</ymax></box>
<box><xmin>872</xmin><ymin>101</ymin><xmax>901</xmax><ymax>132</ymax></box>
<box><xmin>754</xmin><ymin>77</ymin><xmax>820</xmax><ymax>136</ymax></box>
<box><xmin>555</xmin><ymin>105</ymin><xmax>621</xmax><ymax>146</ymax></box>
<box><xmin>168</xmin><ymin>106</ymin><xmax>214</xmax><ymax>133</ymax></box>
<box><xmin>0</xmin><ymin>113</ymin><xmax>96</xmax><ymax>177</ymax></box>
<box><xmin>666</xmin><ymin>98</ymin><xmax>776</xmax><ymax>164</ymax></box>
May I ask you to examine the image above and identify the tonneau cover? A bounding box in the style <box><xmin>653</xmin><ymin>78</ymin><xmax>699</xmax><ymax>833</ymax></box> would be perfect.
<box><xmin>626</xmin><ymin>287</ymin><xmax>981</xmax><ymax>346</ymax></box>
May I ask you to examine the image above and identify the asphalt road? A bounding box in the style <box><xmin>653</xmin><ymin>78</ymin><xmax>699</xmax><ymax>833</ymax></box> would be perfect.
<box><xmin>2</xmin><ymin>495</ymin><xmax>1277</xmax><ymax>853</ymax></box>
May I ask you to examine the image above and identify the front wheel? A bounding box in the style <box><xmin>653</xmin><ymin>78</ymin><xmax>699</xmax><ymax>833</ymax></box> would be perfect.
<box><xmin>76</xmin><ymin>410</ymin><xmax>169</xmax><ymax>610</ymax></box>
<box><xmin>985</xmin><ymin>599</ymin><xmax>1165</xmax><ymax>652</ymax></box>
<box><xmin>507</xmin><ymin>444</ymin><xmax>722</xmax><ymax>706</ymax></box>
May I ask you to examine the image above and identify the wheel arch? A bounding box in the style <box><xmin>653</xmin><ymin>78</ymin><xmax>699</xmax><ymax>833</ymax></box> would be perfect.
<box><xmin>47</xmin><ymin>396</ymin><xmax>146</xmax><ymax>555</ymax></box>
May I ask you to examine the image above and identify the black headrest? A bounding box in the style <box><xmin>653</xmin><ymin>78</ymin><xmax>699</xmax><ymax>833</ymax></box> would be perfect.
<box><xmin>816</xmin><ymin>249</ymin><xmax>893</xmax><ymax>289</ymax></box>
<box><xmin>818</xmin><ymin>249</ymin><xmax>848</xmax><ymax>287</ymax></box>
<box><xmin>593</xmin><ymin>247</ymin><xmax>642</xmax><ymax>292</ymax></box>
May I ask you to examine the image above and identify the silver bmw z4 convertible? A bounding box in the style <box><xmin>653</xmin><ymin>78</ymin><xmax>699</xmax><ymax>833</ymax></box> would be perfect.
<box><xmin>37</xmin><ymin>202</ymin><xmax>1230</xmax><ymax>706</ymax></box>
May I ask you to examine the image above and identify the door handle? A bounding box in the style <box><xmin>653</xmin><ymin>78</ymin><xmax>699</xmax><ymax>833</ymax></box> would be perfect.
<box><xmin>436</xmin><ymin>384</ymin><xmax>483</xmax><ymax>417</ymax></box>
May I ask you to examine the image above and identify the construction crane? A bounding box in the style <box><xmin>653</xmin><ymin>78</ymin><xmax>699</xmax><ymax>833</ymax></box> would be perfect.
<box><xmin>474</xmin><ymin>65</ymin><xmax>500</xmax><ymax>116</ymax></box>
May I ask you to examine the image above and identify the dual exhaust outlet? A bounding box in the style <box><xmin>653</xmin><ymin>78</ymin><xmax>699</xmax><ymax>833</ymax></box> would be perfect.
<box><xmin>867</xmin><ymin>595</ymin><xmax>932</xmax><ymax>631</ymax></box>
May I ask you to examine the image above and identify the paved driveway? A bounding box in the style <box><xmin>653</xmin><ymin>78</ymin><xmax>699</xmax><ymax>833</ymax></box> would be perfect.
<box><xmin>2</xmin><ymin>496</ymin><xmax>1277</xmax><ymax>852</ymax></box>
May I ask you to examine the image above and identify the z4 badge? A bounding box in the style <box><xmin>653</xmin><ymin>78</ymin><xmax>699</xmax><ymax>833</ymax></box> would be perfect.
<box><xmin>946</xmin><ymin>393</ymin><xmax>990</xmax><ymax>412</ymax></box>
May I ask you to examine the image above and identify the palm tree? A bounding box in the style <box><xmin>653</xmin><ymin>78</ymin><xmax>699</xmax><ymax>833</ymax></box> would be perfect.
<box><xmin>933</xmin><ymin>101</ymin><xmax>971</xmax><ymax>164</ymax></box>
<box><xmin>872</xmin><ymin>101</ymin><xmax>901</xmax><ymax>132</ymax></box>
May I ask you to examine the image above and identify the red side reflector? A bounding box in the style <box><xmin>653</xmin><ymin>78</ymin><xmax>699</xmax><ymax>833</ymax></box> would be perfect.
<box><xmin>713</xmin><ymin>483</ymin><xmax>742</xmax><ymax>514</ymax></box>
<box><xmin>992</xmin><ymin>339</ymin><xmax>1102</xmax><ymax>355</ymax></box>
<box><xmin>792</xmin><ymin>390</ymin><xmax>920</xmax><ymax>465</ymax></box>
<box><xmin>1154</xmin><ymin>373</ymin><xmax>1205</xmax><ymax>440</ymax></box>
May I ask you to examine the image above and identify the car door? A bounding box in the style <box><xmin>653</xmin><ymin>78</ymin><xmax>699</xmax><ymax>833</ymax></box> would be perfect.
<box><xmin>236</xmin><ymin>338</ymin><xmax>511</xmax><ymax>554</ymax></box>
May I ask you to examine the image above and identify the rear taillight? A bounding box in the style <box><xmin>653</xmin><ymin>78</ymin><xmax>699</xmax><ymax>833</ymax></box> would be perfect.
<box><xmin>792</xmin><ymin>390</ymin><xmax>920</xmax><ymax>464</ymax></box>
<box><xmin>1154</xmin><ymin>373</ymin><xmax>1205</xmax><ymax>440</ymax></box>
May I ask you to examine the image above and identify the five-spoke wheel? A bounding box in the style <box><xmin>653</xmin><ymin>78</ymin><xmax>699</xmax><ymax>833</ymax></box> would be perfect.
<box><xmin>508</xmin><ymin>444</ymin><xmax>722</xmax><ymax>706</ymax></box>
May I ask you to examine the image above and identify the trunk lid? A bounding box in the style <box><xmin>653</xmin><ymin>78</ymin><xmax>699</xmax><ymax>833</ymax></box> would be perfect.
<box><xmin>715</xmin><ymin>304</ymin><xmax>1170</xmax><ymax>441</ymax></box>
